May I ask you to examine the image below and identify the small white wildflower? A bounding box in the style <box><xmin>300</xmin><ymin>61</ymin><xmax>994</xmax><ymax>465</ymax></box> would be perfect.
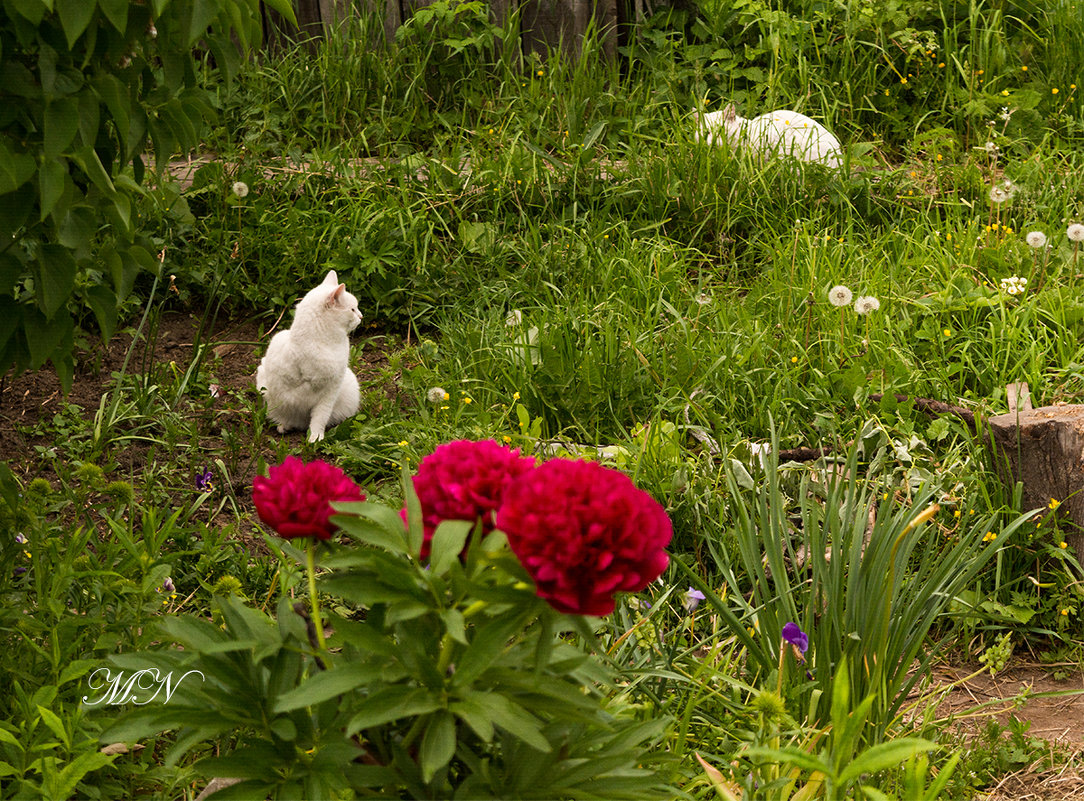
<box><xmin>999</xmin><ymin>107</ymin><xmax>1012</xmax><ymax>122</ymax></box>
<box><xmin>505</xmin><ymin>309</ymin><xmax>523</xmax><ymax>327</ymax></box>
<box><xmin>854</xmin><ymin>296</ymin><xmax>880</xmax><ymax>315</ymax></box>
<box><xmin>231</xmin><ymin>181</ymin><xmax>249</xmax><ymax>199</ymax></box>
<box><xmin>427</xmin><ymin>387</ymin><xmax>448</xmax><ymax>403</ymax></box>
<box><xmin>1025</xmin><ymin>231</ymin><xmax>1047</xmax><ymax>249</ymax></box>
<box><xmin>1068</xmin><ymin>223</ymin><xmax>1084</xmax><ymax>242</ymax></box>
<box><xmin>999</xmin><ymin>276</ymin><xmax>1027</xmax><ymax>296</ymax></box>
<box><xmin>989</xmin><ymin>185</ymin><xmax>1010</xmax><ymax>203</ymax></box>
<box><xmin>695</xmin><ymin>292</ymin><xmax>711</xmax><ymax>306</ymax></box>
<box><xmin>984</xmin><ymin>141</ymin><xmax>999</xmax><ymax>156</ymax></box>
<box><xmin>209</xmin><ymin>383</ymin><xmax>220</xmax><ymax>398</ymax></box>
<box><xmin>828</xmin><ymin>285</ymin><xmax>853</xmax><ymax>307</ymax></box>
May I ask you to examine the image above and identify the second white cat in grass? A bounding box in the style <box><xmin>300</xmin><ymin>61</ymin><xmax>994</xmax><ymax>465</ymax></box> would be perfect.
<box><xmin>696</xmin><ymin>103</ymin><xmax>843</xmax><ymax>166</ymax></box>
<box><xmin>256</xmin><ymin>270</ymin><xmax>362</xmax><ymax>442</ymax></box>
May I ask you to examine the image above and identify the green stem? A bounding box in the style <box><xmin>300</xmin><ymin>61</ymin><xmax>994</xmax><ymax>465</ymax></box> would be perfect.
<box><xmin>307</xmin><ymin>540</ymin><xmax>326</xmax><ymax>652</ymax></box>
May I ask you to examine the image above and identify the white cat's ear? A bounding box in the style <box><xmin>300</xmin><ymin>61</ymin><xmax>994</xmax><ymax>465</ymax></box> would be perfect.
<box><xmin>323</xmin><ymin>270</ymin><xmax>338</xmax><ymax>285</ymax></box>
<box><xmin>326</xmin><ymin>283</ymin><xmax>347</xmax><ymax>307</ymax></box>
<box><xmin>723</xmin><ymin>104</ymin><xmax>737</xmax><ymax>123</ymax></box>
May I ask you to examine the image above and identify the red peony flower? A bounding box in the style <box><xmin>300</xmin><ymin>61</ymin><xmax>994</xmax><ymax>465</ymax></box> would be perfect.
<box><xmin>496</xmin><ymin>459</ymin><xmax>672</xmax><ymax>616</ymax></box>
<box><xmin>402</xmin><ymin>439</ymin><xmax>536</xmax><ymax>558</ymax></box>
<box><xmin>253</xmin><ymin>457</ymin><xmax>365</xmax><ymax>540</ymax></box>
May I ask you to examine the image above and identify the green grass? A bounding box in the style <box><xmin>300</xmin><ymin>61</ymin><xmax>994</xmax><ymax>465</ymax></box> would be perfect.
<box><xmin>3</xmin><ymin>0</ymin><xmax>1084</xmax><ymax>796</ymax></box>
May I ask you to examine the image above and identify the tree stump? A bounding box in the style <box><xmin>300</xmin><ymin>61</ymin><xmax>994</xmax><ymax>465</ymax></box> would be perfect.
<box><xmin>987</xmin><ymin>405</ymin><xmax>1084</xmax><ymax>570</ymax></box>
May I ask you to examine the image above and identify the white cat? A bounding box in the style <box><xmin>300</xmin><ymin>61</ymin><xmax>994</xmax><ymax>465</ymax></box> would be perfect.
<box><xmin>256</xmin><ymin>270</ymin><xmax>362</xmax><ymax>442</ymax></box>
<box><xmin>696</xmin><ymin>103</ymin><xmax>843</xmax><ymax>166</ymax></box>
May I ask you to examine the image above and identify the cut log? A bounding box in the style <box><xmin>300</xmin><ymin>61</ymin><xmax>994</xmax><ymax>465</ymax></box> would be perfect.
<box><xmin>986</xmin><ymin>404</ymin><xmax>1084</xmax><ymax>570</ymax></box>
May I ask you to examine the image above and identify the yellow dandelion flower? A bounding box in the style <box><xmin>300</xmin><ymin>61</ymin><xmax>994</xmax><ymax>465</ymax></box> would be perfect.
<box><xmin>1059</xmin><ymin>541</ymin><xmax>1068</xmax><ymax>549</ymax></box>
<box><xmin>943</xmin><ymin>328</ymin><xmax>952</xmax><ymax>337</ymax></box>
<box><xmin>791</xmin><ymin>356</ymin><xmax>798</xmax><ymax>364</ymax></box>
<box><xmin>513</xmin><ymin>391</ymin><xmax>520</xmax><ymax>400</ymax></box>
<box><xmin>463</xmin><ymin>397</ymin><xmax>473</xmax><ymax>404</ymax></box>
<box><xmin>398</xmin><ymin>440</ymin><xmax>409</xmax><ymax>447</ymax></box>
<box><xmin>936</xmin><ymin>153</ymin><xmax>943</xmax><ymax>161</ymax></box>
<box><xmin>488</xmin><ymin>128</ymin><xmax>494</xmax><ymax>134</ymax></box>
<box><xmin>536</xmin><ymin>69</ymin><xmax>544</xmax><ymax>77</ymax></box>
<box><xmin>1021</xmin><ymin>65</ymin><xmax>1028</xmax><ymax>71</ymax></box>
<box><xmin>938</xmin><ymin>62</ymin><xmax>945</xmax><ymax>68</ymax></box>
<box><xmin>909</xmin><ymin>171</ymin><xmax>917</xmax><ymax>178</ymax></box>
<box><xmin>443</xmin><ymin>392</ymin><xmax>450</xmax><ymax>400</ymax></box>
<box><xmin>1053</xmin><ymin>87</ymin><xmax>1060</xmax><ymax>94</ymax></box>
<box><xmin>1001</xmin><ymin>90</ymin><xmax>1010</xmax><ymax>96</ymax></box>
<box><xmin>954</xmin><ymin>509</ymin><xmax>961</xmax><ymax>518</ymax></box>
<box><xmin>1071</xmin><ymin>84</ymin><xmax>1077</xmax><ymax>90</ymax></box>
<box><xmin>502</xmin><ymin>435</ymin><xmax>512</xmax><ymax>443</ymax></box>
<box><xmin>1049</xmin><ymin>498</ymin><xmax>1061</xmax><ymax>510</ymax></box>
<box><xmin>977</xmin><ymin>69</ymin><xmax>985</xmax><ymax>75</ymax></box>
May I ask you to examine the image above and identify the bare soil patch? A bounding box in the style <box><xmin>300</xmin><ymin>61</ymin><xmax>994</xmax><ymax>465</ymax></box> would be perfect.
<box><xmin>931</xmin><ymin>662</ymin><xmax>1084</xmax><ymax>799</ymax></box>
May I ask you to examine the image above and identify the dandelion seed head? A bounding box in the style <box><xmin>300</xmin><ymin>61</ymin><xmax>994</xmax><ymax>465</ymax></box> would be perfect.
<box><xmin>853</xmin><ymin>296</ymin><xmax>880</xmax><ymax>315</ymax></box>
<box><xmin>1068</xmin><ymin>223</ymin><xmax>1084</xmax><ymax>242</ymax></box>
<box><xmin>989</xmin><ymin>185</ymin><xmax>1010</xmax><ymax>203</ymax></box>
<box><xmin>427</xmin><ymin>387</ymin><xmax>447</xmax><ymax>404</ymax></box>
<box><xmin>828</xmin><ymin>285</ymin><xmax>853</xmax><ymax>307</ymax></box>
<box><xmin>231</xmin><ymin>181</ymin><xmax>249</xmax><ymax>198</ymax></box>
<box><xmin>1026</xmin><ymin>230</ymin><xmax>1048</xmax><ymax>249</ymax></box>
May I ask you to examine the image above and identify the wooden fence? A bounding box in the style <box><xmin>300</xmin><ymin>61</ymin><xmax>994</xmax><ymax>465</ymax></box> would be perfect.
<box><xmin>261</xmin><ymin>0</ymin><xmax>681</xmax><ymax>61</ymax></box>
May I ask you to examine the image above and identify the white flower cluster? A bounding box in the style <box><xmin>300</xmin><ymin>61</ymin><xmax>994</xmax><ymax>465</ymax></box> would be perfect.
<box><xmin>1000</xmin><ymin>275</ymin><xmax>1027</xmax><ymax>296</ymax></box>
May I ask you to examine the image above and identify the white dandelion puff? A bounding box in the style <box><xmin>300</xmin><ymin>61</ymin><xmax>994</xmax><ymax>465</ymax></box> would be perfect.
<box><xmin>505</xmin><ymin>309</ymin><xmax>523</xmax><ymax>327</ymax></box>
<box><xmin>427</xmin><ymin>387</ymin><xmax>448</xmax><ymax>404</ymax></box>
<box><xmin>695</xmin><ymin>292</ymin><xmax>711</xmax><ymax>306</ymax></box>
<box><xmin>1026</xmin><ymin>231</ymin><xmax>1048</xmax><ymax>249</ymax></box>
<box><xmin>231</xmin><ymin>181</ymin><xmax>249</xmax><ymax>199</ymax></box>
<box><xmin>828</xmin><ymin>285</ymin><xmax>853</xmax><ymax>307</ymax></box>
<box><xmin>989</xmin><ymin>185</ymin><xmax>1010</xmax><ymax>204</ymax></box>
<box><xmin>1068</xmin><ymin>223</ymin><xmax>1084</xmax><ymax>242</ymax></box>
<box><xmin>854</xmin><ymin>296</ymin><xmax>880</xmax><ymax>315</ymax></box>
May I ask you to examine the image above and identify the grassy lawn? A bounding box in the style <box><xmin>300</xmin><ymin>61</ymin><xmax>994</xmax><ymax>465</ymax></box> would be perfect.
<box><xmin>2</xmin><ymin>1</ymin><xmax>1083</xmax><ymax>798</ymax></box>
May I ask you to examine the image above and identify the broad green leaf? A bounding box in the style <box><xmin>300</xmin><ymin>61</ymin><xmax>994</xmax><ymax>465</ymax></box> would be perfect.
<box><xmin>262</xmin><ymin>0</ymin><xmax>298</xmax><ymax>25</ymax></box>
<box><xmin>57</xmin><ymin>206</ymin><xmax>96</xmax><ymax>254</ymax></box>
<box><xmin>56</xmin><ymin>0</ymin><xmax>96</xmax><ymax>48</ymax></box>
<box><xmin>98</xmin><ymin>0</ymin><xmax>127</xmax><ymax>32</ymax></box>
<box><xmin>187</xmin><ymin>0</ymin><xmax>219</xmax><ymax>46</ymax></box>
<box><xmin>345</xmin><ymin>687</ymin><xmax>442</xmax><ymax>735</ymax></box>
<box><xmin>37</xmin><ymin>705</ymin><xmax>70</xmax><ymax>746</ymax></box>
<box><xmin>428</xmin><ymin>520</ymin><xmax>472</xmax><ymax>576</ymax></box>
<box><xmin>74</xmin><ymin>147</ymin><xmax>115</xmax><ymax>196</ymax></box>
<box><xmin>419</xmin><ymin>710</ymin><xmax>456</xmax><ymax>783</ymax></box>
<box><xmin>44</xmin><ymin>99</ymin><xmax>79</xmax><ymax>159</ymax></box>
<box><xmin>96</xmin><ymin>75</ymin><xmax>131</xmax><ymax>155</ymax></box>
<box><xmin>39</xmin><ymin>159</ymin><xmax>67</xmax><ymax>221</ymax></box>
<box><xmin>744</xmin><ymin>746</ymin><xmax>828</xmax><ymax>777</ymax></box>
<box><xmin>35</xmin><ymin>244</ymin><xmax>77</xmax><ymax>319</ymax></box>
<box><xmin>84</xmin><ymin>284</ymin><xmax>117</xmax><ymax>341</ymax></box>
<box><xmin>195</xmin><ymin>742</ymin><xmax>282</xmax><ymax>780</ymax></box>
<box><xmin>837</xmin><ymin>739</ymin><xmax>937</xmax><ymax>786</ymax></box>
<box><xmin>273</xmin><ymin>664</ymin><xmax>383</xmax><ymax>714</ymax></box>
<box><xmin>49</xmin><ymin>750</ymin><xmax>116</xmax><ymax>800</ymax></box>
<box><xmin>9</xmin><ymin>0</ymin><xmax>47</xmax><ymax>24</ymax></box>
<box><xmin>331</xmin><ymin>503</ymin><xmax>408</xmax><ymax>554</ymax></box>
<box><xmin>467</xmin><ymin>693</ymin><xmax>550</xmax><ymax>752</ymax></box>
<box><xmin>0</xmin><ymin>140</ymin><xmax>36</xmax><ymax>194</ymax></box>
<box><xmin>58</xmin><ymin>659</ymin><xmax>100</xmax><ymax>686</ymax></box>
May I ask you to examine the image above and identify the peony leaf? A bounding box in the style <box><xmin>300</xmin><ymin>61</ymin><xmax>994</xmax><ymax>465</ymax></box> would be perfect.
<box><xmin>272</xmin><ymin>664</ymin><xmax>383</xmax><ymax>714</ymax></box>
<box><xmin>345</xmin><ymin>687</ymin><xmax>443</xmax><ymax>735</ymax></box>
<box><xmin>428</xmin><ymin>520</ymin><xmax>472</xmax><ymax>576</ymax></box>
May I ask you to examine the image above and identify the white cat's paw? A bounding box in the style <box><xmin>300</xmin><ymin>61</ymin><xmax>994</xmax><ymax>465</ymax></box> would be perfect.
<box><xmin>308</xmin><ymin>429</ymin><xmax>325</xmax><ymax>443</ymax></box>
<box><xmin>276</xmin><ymin>425</ymin><xmax>286</xmax><ymax>434</ymax></box>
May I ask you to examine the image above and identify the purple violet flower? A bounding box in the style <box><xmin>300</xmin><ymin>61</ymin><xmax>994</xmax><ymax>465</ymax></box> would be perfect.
<box><xmin>782</xmin><ymin>622</ymin><xmax>809</xmax><ymax>660</ymax></box>
<box><xmin>683</xmin><ymin>587</ymin><xmax>706</xmax><ymax>612</ymax></box>
<box><xmin>195</xmin><ymin>469</ymin><xmax>214</xmax><ymax>492</ymax></box>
